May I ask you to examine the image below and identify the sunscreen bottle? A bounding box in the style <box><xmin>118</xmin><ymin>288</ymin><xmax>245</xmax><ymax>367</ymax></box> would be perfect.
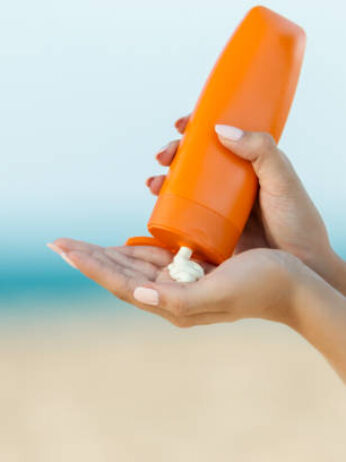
<box><xmin>126</xmin><ymin>6</ymin><xmax>306</xmax><ymax>264</ymax></box>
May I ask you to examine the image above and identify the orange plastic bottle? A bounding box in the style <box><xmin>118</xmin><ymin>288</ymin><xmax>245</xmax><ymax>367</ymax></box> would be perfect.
<box><xmin>126</xmin><ymin>6</ymin><xmax>306</xmax><ymax>264</ymax></box>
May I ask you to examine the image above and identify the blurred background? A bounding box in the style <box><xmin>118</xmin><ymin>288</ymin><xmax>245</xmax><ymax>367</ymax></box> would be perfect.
<box><xmin>0</xmin><ymin>0</ymin><xmax>345</xmax><ymax>460</ymax></box>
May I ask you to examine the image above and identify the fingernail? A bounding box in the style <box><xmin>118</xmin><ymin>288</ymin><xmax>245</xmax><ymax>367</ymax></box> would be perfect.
<box><xmin>47</xmin><ymin>243</ymin><xmax>78</xmax><ymax>269</ymax></box>
<box><xmin>47</xmin><ymin>242</ymin><xmax>64</xmax><ymax>255</ymax></box>
<box><xmin>60</xmin><ymin>253</ymin><xmax>78</xmax><ymax>269</ymax></box>
<box><xmin>133</xmin><ymin>287</ymin><xmax>159</xmax><ymax>306</ymax></box>
<box><xmin>215</xmin><ymin>124</ymin><xmax>243</xmax><ymax>141</ymax></box>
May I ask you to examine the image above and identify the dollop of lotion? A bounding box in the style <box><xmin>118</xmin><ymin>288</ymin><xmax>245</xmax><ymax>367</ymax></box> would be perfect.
<box><xmin>168</xmin><ymin>246</ymin><xmax>204</xmax><ymax>283</ymax></box>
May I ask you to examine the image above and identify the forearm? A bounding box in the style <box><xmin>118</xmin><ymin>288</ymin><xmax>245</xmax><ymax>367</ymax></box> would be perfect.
<box><xmin>292</xmin><ymin>268</ymin><xmax>346</xmax><ymax>383</ymax></box>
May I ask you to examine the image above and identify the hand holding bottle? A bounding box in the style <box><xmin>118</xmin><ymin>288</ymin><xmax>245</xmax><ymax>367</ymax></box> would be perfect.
<box><xmin>48</xmin><ymin>118</ymin><xmax>346</xmax><ymax>381</ymax></box>
<box><xmin>147</xmin><ymin>115</ymin><xmax>345</xmax><ymax>295</ymax></box>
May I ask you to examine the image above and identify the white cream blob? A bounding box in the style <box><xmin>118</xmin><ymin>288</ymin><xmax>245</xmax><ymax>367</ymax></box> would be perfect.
<box><xmin>167</xmin><ymin>246</ymin><xmax>204</xmax><ymax>283</ymax></box>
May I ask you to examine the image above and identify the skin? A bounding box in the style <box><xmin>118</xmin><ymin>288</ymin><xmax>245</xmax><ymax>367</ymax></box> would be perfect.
<box><xmin>48</xmin><ymin>115</ymin><xmax>346</xmax><ymax>382</ymax></box>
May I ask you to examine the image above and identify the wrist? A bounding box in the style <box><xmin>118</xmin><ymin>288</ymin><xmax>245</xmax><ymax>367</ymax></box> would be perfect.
<box><xmin>303</xmin><ymin>244</ymin><xmax>346</xmax><ymax>296</ymax></box>
<box><xmin>279</xmin><ymin>255</ymin><xmax>312</xmax><ymax>330</ymax></box>
<box><xmin>265</xmin><ymin>252</ymin><xmax>332</xmax><ymax>331</ymax></box>
<box><xmin>290</xmin><ymin>261</ymin><xmax>345</xmax><ymax>335</ymax></box>
<box><xmin>255</xmin><ymin>251</ymin><xmax>308</xmax><ymax>329</ymax></box>
<box><xmin>322</xmin><ymin>248</ymin><xmax>346</xmax><ymax>296</ymax></box>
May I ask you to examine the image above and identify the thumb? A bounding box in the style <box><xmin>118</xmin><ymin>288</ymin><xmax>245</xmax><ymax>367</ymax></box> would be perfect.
<box><xmin>133</xmin><ymin>279</ymin><xmax>213</xmax><ymax>317</ymax></box>
<box><xmin>214</xmin><ymin>124</ymin><xmax>303</xmax><ymax>195</ymax></box>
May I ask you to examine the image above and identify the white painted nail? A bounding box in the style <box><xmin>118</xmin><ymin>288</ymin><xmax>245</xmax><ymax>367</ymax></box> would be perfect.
<box><xmin>46</xmin><ymin>242</ymin><xmax>64</xmax><ymax>255</ymax></box>
<box><xmin>215</xmin><ymin>124</ymin><xmax>244</xmax><ymax>141</ymax></box>
<box><xmin>47</xmin><ymin>243</ymin><xmax>78</xmax><ymax>269</ymax></box>
<box><xmin>133</xmin><ymin>287</ymin><xmax>159</xmax><ymax>306</ymax></box>
<box><xmin>60</xmin><ymin>253</ymin><xmax>78</xmax><ymax>269</ymax></box>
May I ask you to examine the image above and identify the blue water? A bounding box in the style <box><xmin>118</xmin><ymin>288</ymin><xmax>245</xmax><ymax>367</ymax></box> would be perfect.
<box><xmin>0</xmin><ymin>219</ymin><xmax>147</xmax><ymax>316</ymax></box>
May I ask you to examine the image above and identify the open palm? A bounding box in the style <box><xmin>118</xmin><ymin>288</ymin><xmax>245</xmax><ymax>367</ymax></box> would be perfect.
<box><xmin>49</xmin><ymin>236</ymin><xmax>303</xmax><ymax>328</ymax></box>
<box><xmin>51</xmin><ymin>238</ymin><xmax>215</xmax><ymax>297</ymax></box>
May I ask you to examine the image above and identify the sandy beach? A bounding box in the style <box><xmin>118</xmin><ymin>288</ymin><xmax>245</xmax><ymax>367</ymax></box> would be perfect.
<box><xmin>0</xmin><ymin>301</ymin><xmax>344</xmax><ymax>462</ymax></box>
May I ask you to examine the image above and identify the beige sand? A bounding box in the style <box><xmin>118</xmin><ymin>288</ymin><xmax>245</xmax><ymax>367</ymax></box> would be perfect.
<box><xmin>0</xmin><ymin>305</ymin><xmax>345</xmax><ymax>462</ymax></box>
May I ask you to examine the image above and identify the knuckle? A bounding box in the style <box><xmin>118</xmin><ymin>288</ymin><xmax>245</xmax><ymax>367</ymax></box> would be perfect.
<box><xmin>253</xmin><ymin>132</ymin><xmax>276</xmax><ymax>153</ymax></box>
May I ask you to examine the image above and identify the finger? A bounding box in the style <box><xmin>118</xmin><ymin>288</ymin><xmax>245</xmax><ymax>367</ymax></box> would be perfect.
<box><xmin>60</xmin><ymin>249</ymin><xmax>185</xmax><ymax>323</ymax></box>
<box><xmin>117</xmin><ymin>245</ymin><xmax>173</xmax><ymax>267</ymax></box>
<box><xmin>145</xmin><ymin>176</ymin><xmax>155</xmax><ymax>187</ymax></box>
<box><xmin>133</xmin><ymin>278</ymin><xmax>221</xmax><ymax>316</ymax></box>
<box><xmin>128</xmin><ymin>298</ymin><xmax>227</xmax><ymax>328</ymax></box>
<box><xmin>63</xmin><ymin>250</ymin><xmax>219</xmax><ymax>326</ymax></box>
<box><xmin>48</xmin><ymin>238</ymin><xmax>101</xmax><ymax>255</ymax></box>
<box><xmin>214</xmin><ymin>125</ymin><xmax>304</xmax><ymax>196</ymax></box>
<box><xmin>61</xmin><ymin>249</ymin><xmax>226</xmax><ymax>327</ymax></box>
<box><xmin>62</xmin><ymin>249</ymin><xmax>175</xmax><ymax>322</ymax></box>
<box><xmin>234</xmin><ymin>202</ymin><xmax>268</xmax><ymax>254</ymax></box>
<box><xmin>64</xmin><ymin>249</ymin><xmax>141</xmax><ymax>299</ymax></box>
<box><xmin>103</xmin><ymin>248</ymin><xmax>159</xmax><ymax>280</ymax></box>
<box><xmin>146</xmin><ymin>174</ymin><xmax>166</xmax><ymax>195</ymax></box>
<box><xmin>155</xmin><ymin>139</ymin><xmax>180</xmax><ymax>166</ymax></box>
<box><xmin>174</xmin><ymin>114</ymin><xmax>191</xmax><ymax>134</ymax></box>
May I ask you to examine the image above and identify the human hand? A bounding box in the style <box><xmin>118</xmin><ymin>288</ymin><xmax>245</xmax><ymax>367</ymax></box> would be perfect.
<box><xmin>147</xmin><ymin>115</ymin><xmax>345</xmax><ymax>294</ymax></box>
<box><xmin>47</xmin><ymin>239</ymin><xmax>302</xmax><ymax>328</ymax></box>
<box><xmin>48</xmin><ymin>234</ymin><xmax>346</xmax><ymax>381</ymax></box>
<box><xmin>48</xmin><ymin>116</ymin><xmax>346</xmax><ymax>380</ymax></box>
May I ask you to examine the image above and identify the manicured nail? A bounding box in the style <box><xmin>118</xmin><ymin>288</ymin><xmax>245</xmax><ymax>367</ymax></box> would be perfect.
<box><xmin>215</xmin><ymin>124</ymin><xmax>243</xmax><ymax>141</ymax></box>
<box><xmin>47</xmin><ymin>242</ymin><xmax>64</xmax><ymax>255</ymax></box>
<box><xmin>60</xmin><ymin>253</ymin><xmax>78</xmax><ymax>269</ymax></box>
<box><xmin>133</xmin><ymin>287</ymin><xmax>159</xmax><ymax>306</ymax></box>
<box><xmin>47</xmin><ymin>243</ymin><xmax>78</xmax><ymax>269</ymax></box>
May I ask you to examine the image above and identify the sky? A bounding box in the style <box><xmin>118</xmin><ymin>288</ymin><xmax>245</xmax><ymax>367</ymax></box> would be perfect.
<box><xmin>1</xmin><ymin>0</ymin><xmax>345</xmax><ymax>299</ymax></box>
